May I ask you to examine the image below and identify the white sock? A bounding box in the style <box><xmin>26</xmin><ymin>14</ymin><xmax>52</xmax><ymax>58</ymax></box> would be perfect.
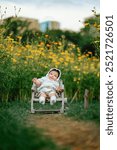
<box><xmin>39</xmin><ymin>96</ymin><xmax>45</xmax><ymax>105</ymax></box>
<box><xmin>50</xmin><ymin>95</ymin><xmax>56</xmax><ymax>105</ymax></box>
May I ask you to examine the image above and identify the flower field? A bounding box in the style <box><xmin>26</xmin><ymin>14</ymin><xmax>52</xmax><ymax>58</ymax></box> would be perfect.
<box><xmin>0</xmin><ymin>27</ymin><xmax>100</xmax><ymax>102</ymax></box>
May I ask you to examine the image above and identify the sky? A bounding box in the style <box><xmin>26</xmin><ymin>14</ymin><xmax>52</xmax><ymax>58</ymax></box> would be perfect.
<box><xmin>0</xmin><ymin>0</ymin><xmax>100</xmax><ymax>31</ymax></box>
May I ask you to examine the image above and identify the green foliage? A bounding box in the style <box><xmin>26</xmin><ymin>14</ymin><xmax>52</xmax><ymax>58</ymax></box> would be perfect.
<box><xmin>78</xmin><ymin>14</ymin><xmax>100</xmax><ymax>57</ymax></box>
<box><xmin>0</xmin><ymin>45</ymin><xmax>14</xmax><ymax>102</ymax></box>
<box><xmin>79</xmin><ymin>73</ymin><xmax>100</xmax><ymax>101</ymax></box>
<box><xmin>2</xmin><ymin>17</ymin><xmax>42</xmax><ymax>45</ymax></box>
<box><xmin>66</xmin><ymin>100</ymin><xmax>100</xmax><ymax>123</ymax></box>
<box><xmin>0</xmin><ymin>101</ymin><xmax>68</xmax><ymax>150</ymax></box>
<box><xmin>3</xmin><ymin>17</ymin><xmax>28</xmax><ymax>39</ymax></box>
<box><xmin>63</xmin><ymin>71</ymin><xmax>78</xmax><ymax>99</ymax></box>
<box><xmin>0</xmin><ymin>13</ymin><xmax>100</xmax><ymax>102</ymax></box>
<box><xmin>21</xmin><ymin>30</ymin><xmax>42</xmax><ymax>44</ymax></box>
<box><xmin>1</xmin><ymin>13</ymin><xmax>100</xmax><ymax>56</ymax></box>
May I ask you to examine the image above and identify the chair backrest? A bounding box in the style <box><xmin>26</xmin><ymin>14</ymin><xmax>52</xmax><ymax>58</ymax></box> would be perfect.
<box><xmin>31</xmin><ymin>83</ymin><xmax>37</xmax><ymax>92</ymax></box>
<box><xmin>58</xmin><ymin>79</ymin><xmax>64</xmax><ymax>89</ymax></box>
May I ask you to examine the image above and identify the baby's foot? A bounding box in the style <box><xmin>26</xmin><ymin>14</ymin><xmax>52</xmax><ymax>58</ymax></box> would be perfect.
<box><xmin>39</xmin><ymin>97</ymin><xmax>45</xmax><ymax>105</ymax></box>
<box><xmin>50</xmin><ymin>99</ymin><xmax>56</xmax><ymax>105</ymax></box>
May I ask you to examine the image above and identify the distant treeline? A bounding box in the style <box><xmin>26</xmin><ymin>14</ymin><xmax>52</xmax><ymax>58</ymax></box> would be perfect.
<box><xmin>1</xmin><ymin>14</ymin><xmax>100</xmax><ymax>57</ymax></box>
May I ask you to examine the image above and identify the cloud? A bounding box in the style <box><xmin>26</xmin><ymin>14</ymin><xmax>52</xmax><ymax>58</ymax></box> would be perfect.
<box><xmin>2</xmin><ymin>0</ymin><xmax>99</xmax><ymax>8</ymax></box>
<box><xmin>0</xmin><ymin>0</ymin><xmax>100</xmax><ymax>31</ymax></box>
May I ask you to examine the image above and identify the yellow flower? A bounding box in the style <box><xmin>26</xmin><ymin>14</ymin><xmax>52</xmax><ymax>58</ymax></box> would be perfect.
<box><xmin>85</xmin><ymin>54</ymin><xmax>89</xmax><ymax>57</ymax></box>
<box><xmin>24</xmin><ymin>61</ymin><xmax>28</xmax><ymax>64</ymax></box>
<box><xmin>73</xmin><ymin>77</ymin><xmax>77</xmax><ymax>81</ymax></box>
<box><xmin>46</xmin><ymin>44</ymin><xmax>51</xmax><ymax>47</ymax></box>
<box><xmin>97</xmin><ymin>72</ymin><xmax>100</xmax><ymax>77</ymax></box>
<box><xmin>54</xmin><ymin>42</ymin><xmax>58</xmax><ymax>45</ymax></box>
<box><xmin>78</xmin><ymin>56</ymin><xmax>81</xmax><ymax>60</ymax></box>
<box><xmin>93</xmin><ymin>22</ymin><xmax>97</xmax><ymax>27</ymax></box>
<box><xmin>12</xmin><ymin>58</ymin><xmax>17</xmax><ymax>63</ymax></box>
<box><xmin>88</xmin><ymin>51</ymin><xmax>92</xmax><ymax>55</ymax></box>
<box><xmin>39</xmin><ymin>42</ymin><xmax>44</xmax><ymax>46</ymax></box>
<box><xmin>45</xmin><ymin>34</ymin><xmax>49</xmax><ymax>38</ymax></box>
<box><xmin>74</xmin><ymin>66</ymin><xmax>78</xmax><ymax>70</ymax></box>
<box><xmin>64</xmin><ymin>62</ymin><xmax>68</xmax><ymax>66</ymax></box>
<box><xmin>17</xmin><ymin>36</ymin><xmax>22</xmax><ymax>40</ymax></box>
<box><xmin>77</xmin><ymin>47</ymin><xmax>81</xmax><ymax>53</ymax></box>
<box><xmin>55</xmin><ymin>61</ymin><xmax>60</xmax><ymax>66</ymax></box>
<box><xmin>16</xmin><ymin>53</ymin><xmax>21</xmax><ymax>56</ymax></box>
<box><xmin>59</xmin><ymin>57</ymin><xmax>64</xmax><ymax>62</ymax></box>
<box><xmin>58</xmin><ymin>42</ymin><xmax>62</xmax><ymax>46</ymax></box>
<box><xmin>25</xmin><ymin>44</ymin><xmax>31</xmax><ymax>48</ymax></box>
<box><xmin>26</xmin><ymin>55</ymin><xmax>33</xmax><ymax>59</ymax></box>
<box><xmin>39</xmin><ymin>47</ymin><xmax>44</xmax><ymax>51</ymax></box>
<box><xmin>84</xmin><ymin>22</ymin><xmax>89</xmax><ymax>26</ymax></box>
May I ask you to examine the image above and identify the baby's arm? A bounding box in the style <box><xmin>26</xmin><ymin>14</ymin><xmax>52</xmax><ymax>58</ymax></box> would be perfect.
<box><xmin>32</xmin><ymin>78</ymin><xmax>42</xmax><ymax>87</ymax></box>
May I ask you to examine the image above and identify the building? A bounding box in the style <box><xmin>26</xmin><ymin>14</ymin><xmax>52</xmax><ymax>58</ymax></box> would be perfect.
<box><xmin>40</xmin><ymin>21</ymin><xmax>60</xmax><ymax>32</ymax></box>
<box><xmin>1</xmin><ymin>17</ymin><xmax>61</xmax><ymax>33</ymax></box>
<box><xmin>18</xmin><ymin>17</ymin><xmax>40</xmax><ymax>31</ymax></box>
<box><xmin>2</xmin><ymin>17</ymin><xmax>40</xmax><ymax>33</ymax></box>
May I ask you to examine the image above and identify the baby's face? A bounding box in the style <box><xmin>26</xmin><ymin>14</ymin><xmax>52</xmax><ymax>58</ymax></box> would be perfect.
<box><xmin>48</xmin><ymin>71</ymin><xmax>58</xmax><ymax>81</ymax></box>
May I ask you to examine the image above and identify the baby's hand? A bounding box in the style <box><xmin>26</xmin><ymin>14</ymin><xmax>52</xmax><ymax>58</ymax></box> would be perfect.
<box><xmin>32</xmin><ymin>78</ymin><xmax>41</xmax><ymax>87</ymax></box>
<box><xmin>56</xmin><ymin>86</ymin><xmax>64</xmax><ymax>92</ymax></box>
<box><xmin>32</xmin><ymin>78</ymin><xmax>37</xmax><ymax>83</ymax></box>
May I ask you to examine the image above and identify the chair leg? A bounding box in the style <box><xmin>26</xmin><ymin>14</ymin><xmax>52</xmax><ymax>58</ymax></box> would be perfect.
<box><xmin>60</xmin><ymin>93</ymin><xmax>65</xmax><ymax>113</ymax></box>
<box><xmin>31</xmin><ymin>99</ymin><xmax>35</xmax><ymax>113</ymax></box>
<box><xmin>31</xmin><ymin>92</ymin><xmax>35</xmax><ymax>113</ymax></box>
<box><xmin>31</xmin><ymin>108</ymin><xmax>35</xmax><ymax>113</ymax></box>
<box><xmin>60</xmin><ymin>107</ymin><xmax>64</xmax><ymax>113</ymax></box>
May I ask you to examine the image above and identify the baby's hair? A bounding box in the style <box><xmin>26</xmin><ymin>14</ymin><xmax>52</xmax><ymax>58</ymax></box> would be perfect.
<box><xmin>49</xmin><ymin>68</ymin><xmax>60</xmax><ymax>78</ymax></box>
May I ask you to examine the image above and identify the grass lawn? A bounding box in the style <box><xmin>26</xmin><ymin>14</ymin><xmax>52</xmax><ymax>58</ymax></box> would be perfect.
<box><xmin>66</xmin><ymin>100</ymin><xmax>100</xmax><ymax>124</ymax></box>
<box><xmin>0</xmin><ymin>100</ymin><xmax>100</xmax><ymax>150</ymax></box>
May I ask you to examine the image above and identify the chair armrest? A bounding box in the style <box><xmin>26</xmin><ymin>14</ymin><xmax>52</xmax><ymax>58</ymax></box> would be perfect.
<box><xmin>31</xmin><ymin>83</ymin><xmax>37</xmax><ymax>92</ymax></box>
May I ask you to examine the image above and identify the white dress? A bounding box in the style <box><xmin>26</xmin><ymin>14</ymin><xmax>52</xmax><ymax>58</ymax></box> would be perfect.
<box><xmin>37</xmin><ymin>76</ymin><xmax>59</xmax><ymax>95</ymax></box>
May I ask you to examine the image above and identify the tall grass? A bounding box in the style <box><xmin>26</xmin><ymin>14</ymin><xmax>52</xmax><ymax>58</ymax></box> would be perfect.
<box><xmin>66</xmin><ymin>100</ymin><xmax>100</xmax><ymax>124</ymax></box>
<box><xmin>0</xmin><ymin>27</ymin><xmax>100</xmax><ymax>102</ymax></box>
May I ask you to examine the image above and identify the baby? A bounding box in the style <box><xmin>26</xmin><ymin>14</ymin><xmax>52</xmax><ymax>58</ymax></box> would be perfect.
<box><xmin>32</xmin><ymin>68</ymin><xmax>62</xmax><ymax>105</ymax></box>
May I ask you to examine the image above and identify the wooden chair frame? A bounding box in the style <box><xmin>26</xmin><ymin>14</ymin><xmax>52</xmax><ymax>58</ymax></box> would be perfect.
<box><xmin>31</xmin><ymin>80</ymin><xmax>67</xmax><ymax>113</ymax></box>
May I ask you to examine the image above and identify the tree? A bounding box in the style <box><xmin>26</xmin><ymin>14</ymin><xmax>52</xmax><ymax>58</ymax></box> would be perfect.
<box><xmin>78</xmin><ymin>14</ymin><xmax>100</xmax><ymax>57</ymax></box>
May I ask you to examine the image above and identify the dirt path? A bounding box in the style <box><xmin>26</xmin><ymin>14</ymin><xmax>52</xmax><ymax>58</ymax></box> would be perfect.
<box><xmin>28</xmin><ymin>114</ymin><xmax>100</xmax><ymax>150</ymax></box>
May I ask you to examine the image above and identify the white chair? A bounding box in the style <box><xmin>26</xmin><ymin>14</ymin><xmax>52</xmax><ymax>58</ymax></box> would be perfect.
<box><xmin>31</xmin><ymin>80</ymin><xmax>67</xmax><ymax>113</ymax></box>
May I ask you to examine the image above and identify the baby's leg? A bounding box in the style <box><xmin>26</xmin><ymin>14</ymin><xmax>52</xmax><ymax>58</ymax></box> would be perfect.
<box><xmin>49</xmin><ymin>93</ymin><xmax>57</xmax><ymax>105</ymax></box>
<box><xmin>39</xmin><ymin>93</ymin><xmax>46</xmax><ymax>105</ymax></box>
